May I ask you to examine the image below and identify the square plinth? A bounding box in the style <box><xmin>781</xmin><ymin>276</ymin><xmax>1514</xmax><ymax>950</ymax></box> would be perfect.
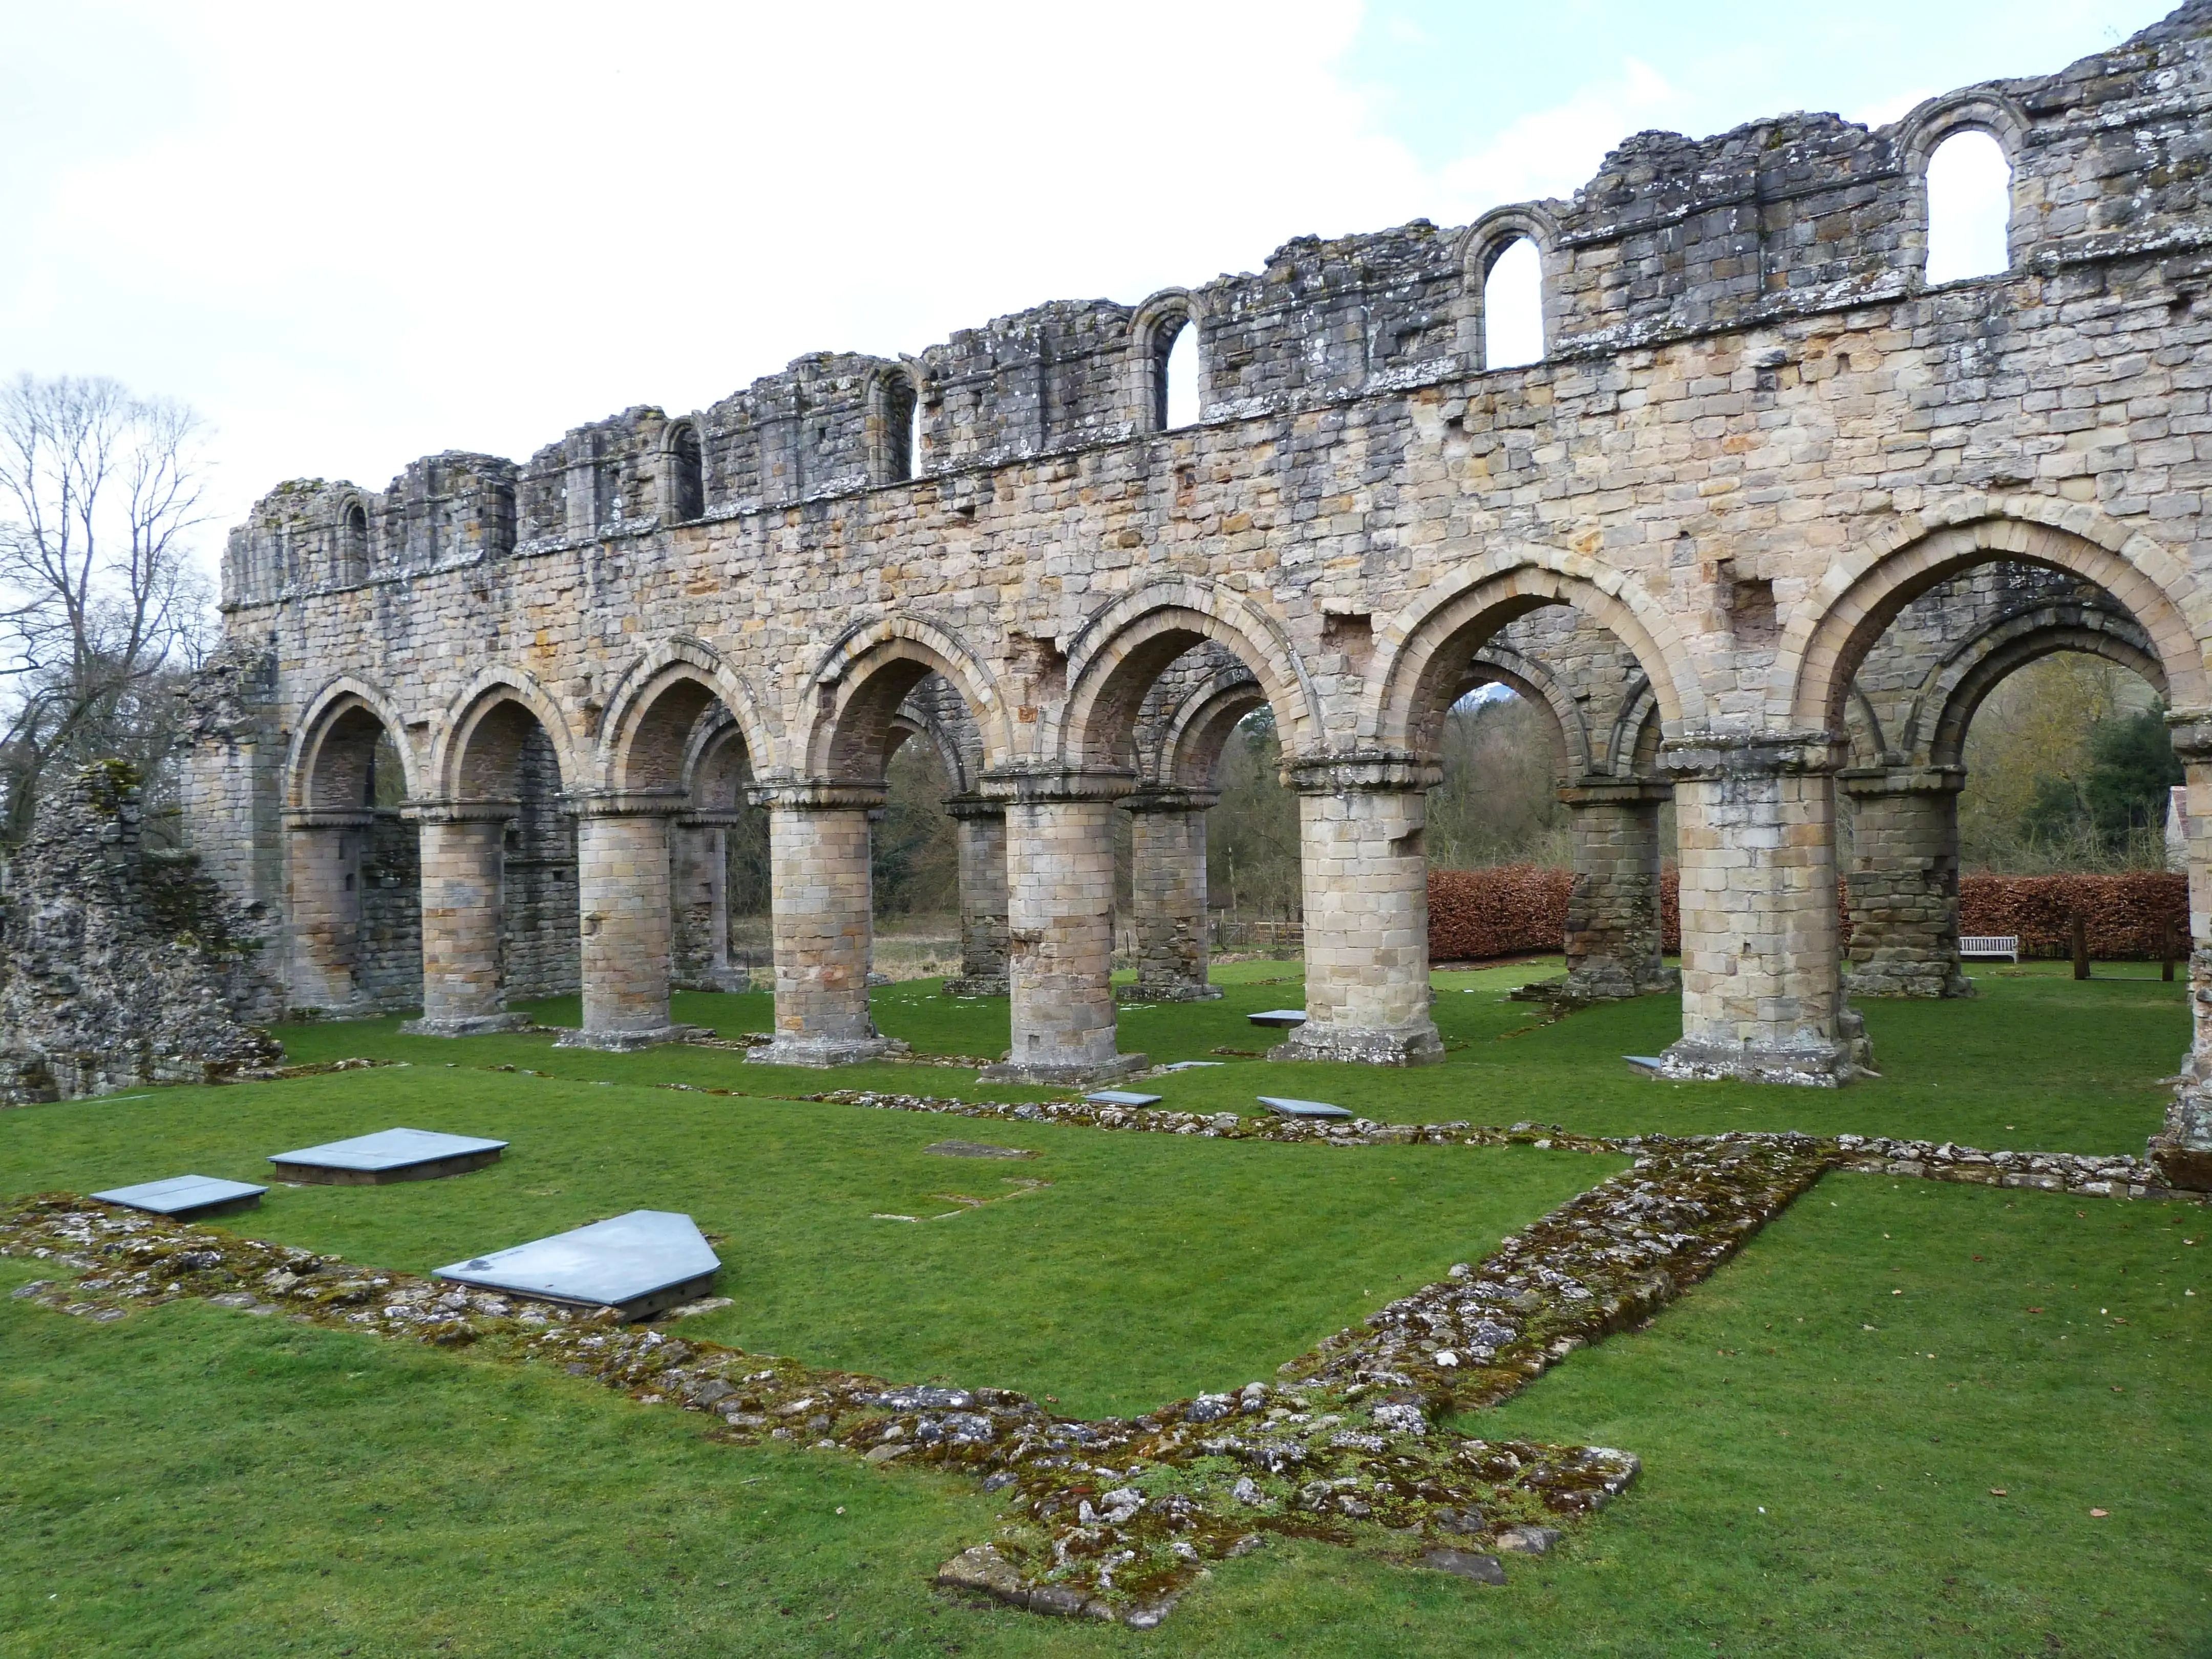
<box><xmin>93</xmin><ymin>1174</ymin><xmax>268</xmax><ymax>1221</ymax></box>
<box><xmin>1258</xmin><ymin>1095</ymin><xmax>1353</xmax><ymax>1120</ymax></box>
<box><xmin>1086</xmin><ymin>1089</ymin><xmax>1163</xmax><ymax>1107</ymax></box>
<box><xmin>268</xmin><ymin>1128</ymin><xmax>508</xmax><ymax>1185</ymax></box>
<box><xmin>434</xmin><ymin>1210</ymin><xmax>721</xmax><ymax>1321</ymax></box>
<box><xmin>1248</xmin><ymin>1009</ymin><xmax>1308</xmax><ymax>1029</ymax></box>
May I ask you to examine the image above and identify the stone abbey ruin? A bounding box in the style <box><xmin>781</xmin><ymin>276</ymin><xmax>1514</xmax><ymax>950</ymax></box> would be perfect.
<box><xmin>68</xmin><ymin>7</ymin><xmax>2212</xmax><ymax>1182</ymax></box>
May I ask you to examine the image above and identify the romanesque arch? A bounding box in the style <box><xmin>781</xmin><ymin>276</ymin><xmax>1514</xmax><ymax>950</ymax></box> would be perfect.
<box><xmin>1053</xmin><ymin>579</ymin><xmax>1322</xmax><ymax>771</ymax></box>
<box><xmin>1782</xmin><ymin>505</ymin><xmax>2210</xmax><ymax>735</ymax></box>
<box><xmin>432</xmin><ymin>667</ymin><xmax>581</xmax><ymax>805</ymax></box>
<box><xmin>1366</xmin><ymin>555</ymin><xmax>1703</xmax><ymax>757</ymax></box>
<box><xmin>1916</xmin><ymin>610</ymin><xmax>2166</xmax><ymax>771</ymax></box>
<box><xmin>598</xmin><ymin>638</ymin><xmax>771</xmax><ymax>797</ymax></box>
<box><xmin>289</xmin><ymin>678</ymin><xmax>418</xmax><ymax>811</ymax></box>
<box><xmin>1463</xmin><ymin>645</ymin><xmax>1591</xmax><ymax>781</ymax></box>
<box><xmin>281</xmin><ymin>679</ymin><xmax>423</xmax><ymax>1015</ymax></box>
<box><xmin>805</xmin><ymin>618</ymin><xmax>1012</xmax><ymax>782</ymax></box>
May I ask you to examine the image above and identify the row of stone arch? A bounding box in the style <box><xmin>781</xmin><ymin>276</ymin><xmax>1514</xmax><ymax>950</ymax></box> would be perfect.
<box><xmin>282</xmin><ymin>504</ymin><xmax>2210</xmax><ymax>1080</ymax></box>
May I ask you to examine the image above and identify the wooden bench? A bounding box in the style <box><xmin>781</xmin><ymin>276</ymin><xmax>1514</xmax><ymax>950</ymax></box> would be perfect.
<box><xmin>1959</xmin><ymin>935</ymin><xmax>2020</xmax><ymax>963</ymax></box>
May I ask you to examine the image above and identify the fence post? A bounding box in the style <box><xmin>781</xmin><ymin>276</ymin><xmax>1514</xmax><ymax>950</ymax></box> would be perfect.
<box><xmin>2071</xmin><ymin>914</ymin><xmax>2090</xmax><ymax>981</ymax></box>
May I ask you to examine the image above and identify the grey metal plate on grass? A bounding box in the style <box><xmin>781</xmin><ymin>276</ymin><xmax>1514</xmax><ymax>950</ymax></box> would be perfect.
<box><xmin>1623</xmin><ymin>1055</ymin><xmax>1666</xmax><ymax>1072</ymax></box>
<box><xmin>1158</xmin><ymin>1060</ymin><xmax>1224</xmax><ymax>1072</ymax></box>
<box><xmin>92</xmin><ymin>1174</ymin><xmax>268</xmax><ymax>1220</ymax></box>
<box><xmin>434</xmin><ymin>1209</ymin><xmax>720</xmax><ymax>1321</ymax></box>
<box><xmin>924</xmin><ymin>1140</ymin><xmax>1037</xmax><ymax>1160</ymax></box>
<box><xmin>1257</xmin><ymin>1096</ymin><xmax>1354</xmax><ymax>1120</ymax></box>
<box><xmin>1085</xmin><ymin>1090</ymin><xmax>1162</xmax><ymax>1107</ymax></box>
<box><xmin>268</xmin><ymin>1127</ymin><xmax>508</xmax><ymax>1185</ymax></box>
<box><xmin>1248</xmin><ymin>1009</ymin><xmax>1308</xmax><ymax>1028</ymax></box>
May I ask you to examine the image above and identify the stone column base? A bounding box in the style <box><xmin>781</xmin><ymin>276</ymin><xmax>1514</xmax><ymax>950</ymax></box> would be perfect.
<box><xmin>1844</xmin><ymin>962</ymin><xmax>1975</xmax><ymax>999</ymax></box>
<box><xmin>1650</xmin><ymin>1009</ymin><xmax>1872</xmax><ymax>1087</ymax></box>
<box><xmin>747</xmin><ymin>1034</ymin><xmax>911</xmax><ymax>1068</ymax></box>
<box><xmin>1511</xmin><ymin>965</ymin><xmax>1681</xmax><ymax>1007</ymax></box>
<box><xmin>2149</xmin><ymin>1087</ymin><xmax>2212</xmax><ymax>1191</ymax></box>
<box><xmin>398</xmin><ymin>1010</ymin><xmax>536</xmax><ymax>1038</ymax></box>
<box><xmin>977</xmin><ymin>1051</ymin><xmax>1150</xmax><ymax>1088</ymax></box>
<box><xmin>1269</xmin><ymin>1022</ymin><xmax>1445</xmax><ymax>1067</ymax></box>
<box><xmin>942</xmin><ymin>975</ymin><xmax>1008</xmax><ymax>996</ymax></box>
<box><xmin>1116</xmin><ymin>981</ymin><xmax>1222</xmax><ymax>1004</ymax></box>
<box><xmin>554</xmin><ymin>1023</ymin><xmax>706</xmax><ymax>1053</ymax></box>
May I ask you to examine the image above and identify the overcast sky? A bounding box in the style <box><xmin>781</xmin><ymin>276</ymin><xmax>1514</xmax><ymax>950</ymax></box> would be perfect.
<box><xmin>0</xmin><ymin>1</ymin><xmax>2176</xmax><ymax>549</ymax></box>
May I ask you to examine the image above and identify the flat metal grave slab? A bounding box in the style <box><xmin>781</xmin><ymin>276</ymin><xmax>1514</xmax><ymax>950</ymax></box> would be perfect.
<box><xmin>92</xmin><ymin>1174</ymin><xmax>267</xmax><ymax>1221</ymax></box>
<box><xmin>924</xmin><ymin>1140</ymin><xmax>1037</xmax><ymax>1159</ymax></box>
<box><xmin>1158</xmin><ymin>1060</ymin><xmax>1225</xmax><ymax>1072</ymax></box>
<box><xmin>1623</xmin><ymin>1055</ymin><xmax>1666</xmax><ymax>1073</ymax></box>
<box><xmin>1258</xmin><ymin>1095</ymin><xmax>1354</xmax><ymax>1121</ymax></box>
<box><xmin>268</xmin><ymin>1128</ymin><xmax>508</xmax><ymax>1185</ymax></box>
<box><xmin>1248</xmin><ymin>1009</ymin><xmax>1308</xmax><ymax>1028</ymax></box>
<box><xmin>434</xmin><ymin>1209</ymin><xmax>719</xmax><ymax>1321</ymax></box>
<box><xmin>1086</xmin><ymin>1090</ymin><xmax>1162</xmax><ymax>1107</ymax></box>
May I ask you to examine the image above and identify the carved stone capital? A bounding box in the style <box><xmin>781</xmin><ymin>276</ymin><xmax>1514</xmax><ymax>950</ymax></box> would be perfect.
<box><xmin>1661</xmin><ymin>730</ymin><xmax>1844</xmax><ymax>782</ymax></box>
<box><xmin>1279</xmin><ymin>752</ymin><xmax>1441</xmax><ymax>795</ymax></box>
<box><xmin>744</xmin><ymin>780</ymin><xmax>889</xmax><ymax>813</ymax></box>
<box><xmin>978</xmin><ymin>767</ymin><xmax>1138</xmax><ymax>806</ymax></box>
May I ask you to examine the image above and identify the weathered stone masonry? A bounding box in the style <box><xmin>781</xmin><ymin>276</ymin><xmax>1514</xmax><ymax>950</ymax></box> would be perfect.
<box><xmin>187</xmin><ymin>9</ymin><xmax>2212</xmax><ymax>1183</ymax></box>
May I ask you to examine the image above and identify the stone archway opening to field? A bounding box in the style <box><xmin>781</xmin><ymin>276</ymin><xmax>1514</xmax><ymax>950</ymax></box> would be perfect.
<box><xmin>759</xmin><ymin>637</ymin><xmax>1005</xmax><ymax>1066</ymax></box>
<box><xmin>402</xmin><ymin>687</ymin><xmax>579</xmax><ymax>1037</ymax></box>
<box><xmin>1837</xmin><ymin>558</ymin><xmax>2178</xmax><ymax>999</ymax></box>
<box><xmin>286</xmin><ymin>697</ymin><xmax>421</xmax><ymax>1015</ymax></box>
<box><xmin>997</xmin><ymin>602</ymin><xmax>1315</xmax><ymax>1083</ymax></box>
<box><xmin>673</xmin><ymin>714</ymin><xmax>769</xmax><ymax>995</ymax></box>
<box><xmin>1438</xmin><ymin>606</ymin><xmax>1681</xmax><ymax>1007</ymax></box>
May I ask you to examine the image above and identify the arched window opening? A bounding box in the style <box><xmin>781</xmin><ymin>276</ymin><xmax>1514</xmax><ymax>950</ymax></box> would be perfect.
<box><xmin>1925</xmin><ymin>129</ymin><xmax>2012</xmax><ymax>285</ymax></box>
<box><xmin>1482</xmin><ymin>238</ymin><xmax>1544</xmax><ymax>370</ymax></box>
<box><xmin>667</xmin><ymin>423</ymin><xmax>704</xmax><ymax>521</ymax></box>
<box><xmin>338</xmin><ymin>501</ymin><xmax>369</xmax><ymax>583</ymax></box>
<box><xmin>882</xmin><ymin>372</ymin><xmax>918</xmax><ymax>483</ymax></box>
<box><xmin>1160</xmin><ymin>318</ymin><xmax>1200</xmax><ymax>431</ymax></box>
<box><xmin>908</xmin><ymin>396</ymin><xmax>924</xmax><ymax>481</ymax></box>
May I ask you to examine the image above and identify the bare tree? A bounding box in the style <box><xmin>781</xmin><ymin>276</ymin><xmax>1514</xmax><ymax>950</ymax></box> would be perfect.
<box><xmin>0</xmin><ymin>374</ymin><xmax>212</xmax><ymax>843</ymax></box>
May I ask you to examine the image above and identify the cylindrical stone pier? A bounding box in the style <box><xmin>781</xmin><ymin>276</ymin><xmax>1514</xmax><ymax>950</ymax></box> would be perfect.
<box><xmin>560</xmin><ymin>794</ymin><xmax>689</xmax><ymax>1051</ymax></box>
<box><xmin>283</xmin><ymin>809</ymin><xmax>371</xmax><ymax>1013</ymax></box>
<box><xmin>749</xmin><ymin>783</ymin><xmax>904</xmax><ymax>1066</ymax></box>
<box><xmin>1655</xmin><ymin>733</ymin><xmax>1868</xmax><ymax>1086</ymax></box>
<box><xmin>401</xmin><ymin>802</ymin><xmax>532</xmax><ymax>1036</ymax></box>
<box><xmin>943</xmin><ymin>795</ymin><xmax>1010</xmax><ymax>996</ymax></box>
<box><xmin>1277</xmin><ymin>757</ymin><xmax>1443</xmax><ymax>1066</ymax></box>
<box><xmin>1121</xmin><ymin>788</ymin><xmax>1222</xmax><ymax>1003</ymax></box>
<box><xmin>2155</xmin><ymin>712</ymin><xmax>2212</xmax><ymax>1190</ymax></box>
<box><xmin>1840</xmin><ymin>765</ymin><xmax>1971</xmax><ymax>999</ymax></box>
<box><xmin>978</xmin><ymin>770</ymin><xmax>1146</xmax><ymax>1086</ymax></box>
<box><xmin>1559</xmin><ymin>779</ymin><xmax>1677</xmax><ymax>1001</ymax></box>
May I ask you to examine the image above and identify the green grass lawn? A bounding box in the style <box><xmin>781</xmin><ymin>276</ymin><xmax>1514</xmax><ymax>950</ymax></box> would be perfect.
<box><xmin>272</xmin><ymin>958</ymin><xmax>2188</xmax><ymax>1157</ymax></box>
<box><xmin>1</xmin><ymin>962</ymin><xmax>2205</xmax><ymax>1655</ymax></box>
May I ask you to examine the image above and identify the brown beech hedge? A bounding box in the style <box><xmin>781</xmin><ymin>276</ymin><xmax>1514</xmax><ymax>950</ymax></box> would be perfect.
<box><xmin>1428</xmin><ymin>867</ymin><xmax>2187</xmax><ymax>963</ymax></box>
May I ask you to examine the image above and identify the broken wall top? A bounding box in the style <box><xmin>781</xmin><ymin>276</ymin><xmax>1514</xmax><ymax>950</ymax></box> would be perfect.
<box><xmin>224</xmin><ymin>4</ymin><xmax>2212</xmax><ymax>603</ymax></box>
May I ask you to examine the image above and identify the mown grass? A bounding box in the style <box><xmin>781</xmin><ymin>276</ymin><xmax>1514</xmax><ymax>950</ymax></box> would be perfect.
<box><xmin>0</xmin><ymin>1067</ymin><xmax>1609</xmax><ymax>1419</ymax></box>
<box><xmin>272</xmin><ymin>958</ymin><xmax>2188</xmax><ymax>1157</ymax></box>
<box><xmin>1</xmin><ymin>961</ymin><xmax>2204</xmax><ymax>1655</ymax></box>
<box><xmin>1</xmin><ymin>1174</ymin><xmax>2202</xmax><ymax>1657</ymax></box>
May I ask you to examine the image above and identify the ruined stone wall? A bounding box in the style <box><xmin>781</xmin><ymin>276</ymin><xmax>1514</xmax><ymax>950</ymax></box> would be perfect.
<box><xmin>182</xmin><ymin>11</ymin><xmax>2212</xmax><ymax>1123</ymax></box>
<box><xmin>1</xmin><ymin>764</ymin><xmax>282</xmax><ymax>1103</ymax></box>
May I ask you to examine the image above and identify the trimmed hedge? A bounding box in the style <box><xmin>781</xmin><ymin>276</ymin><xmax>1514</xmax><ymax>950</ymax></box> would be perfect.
<box><xmin>1957</xmin><ymin>871</ymin><xmax>2187</xmax><ymax>960</ymax></box>
<box><xmin>1429</xmin><ymin>866</ymin><xmax>2187</xmax><ymax>963</ymax></box>
<box><xmin>1428</xmin><ymin>865</ymin><xmax>1571</xmax><ymax>962</ymax></box>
